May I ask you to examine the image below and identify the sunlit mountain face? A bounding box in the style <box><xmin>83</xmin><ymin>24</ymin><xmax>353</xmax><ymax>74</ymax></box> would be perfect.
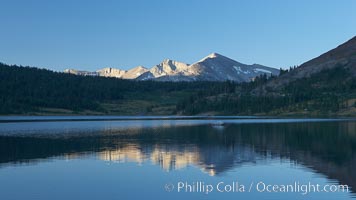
<box><xmin>0</xmin><ymin>120</ymin><xmax>356</xmax><ymax>195</ymax></box>
<box><xmin>64</xmin><ymin>53</ymin><xmax>280</xmax><ymax>82</ymax></box>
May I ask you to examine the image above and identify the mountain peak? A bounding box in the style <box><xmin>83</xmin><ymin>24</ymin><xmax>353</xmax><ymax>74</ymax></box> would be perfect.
<box><xmin>198</xmin><ymin>52</ymin><xmax>227</xmax><ymax>62</ymax></box>
<box><xmin>161</xmin><ymin>59</ymin><xmax>179</xmax><ymax>65</ymax></box>
<box><xmin>207</xmin><ymin>52</ymin><xmax>221</xmax><ymax>58</ymax></box>
<box><xmin>159</xmin><ymin>59</ymin><xmax>188</xmax><ymax>69</ymax></box>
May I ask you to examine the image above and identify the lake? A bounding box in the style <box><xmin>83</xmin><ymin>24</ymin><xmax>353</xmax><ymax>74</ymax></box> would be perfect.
<box><xmin>0</xmin><ymin>116</ymin><xmax>355</xmax><ymax>200</ymax></box>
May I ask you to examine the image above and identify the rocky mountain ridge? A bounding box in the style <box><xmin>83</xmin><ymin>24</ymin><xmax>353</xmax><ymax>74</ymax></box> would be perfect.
<box><xmin>64</xmin><ymin>53</ymin><xmax>279</xmax><ymax>82</ymax></box>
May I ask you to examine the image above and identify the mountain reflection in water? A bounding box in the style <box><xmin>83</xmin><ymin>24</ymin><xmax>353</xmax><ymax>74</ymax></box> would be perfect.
<box><xmin>0</xmin><ymin>120</ymin><xmax>355</xmax><ymax>194</ymax></box>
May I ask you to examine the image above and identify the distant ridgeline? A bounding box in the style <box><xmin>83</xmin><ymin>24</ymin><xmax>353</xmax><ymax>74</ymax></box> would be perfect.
<box><xmin>0</xmin><ymin>36</ymin><xmax>355</xmax><ymax>116</ymax></box>
<box><xmin>63</xmin><ymin>53</ymin><xmax>280</xmax><ymax>82</ymax></box>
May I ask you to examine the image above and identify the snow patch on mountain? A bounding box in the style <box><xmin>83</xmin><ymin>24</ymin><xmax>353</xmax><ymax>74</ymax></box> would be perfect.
<box><xmin>254</xmin><ymin>68</ymin><xmax>272</xmax><ymax>74</ymax></box>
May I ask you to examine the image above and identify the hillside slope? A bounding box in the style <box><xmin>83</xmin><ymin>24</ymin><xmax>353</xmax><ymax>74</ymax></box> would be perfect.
<box><xmin>255</xmin><ymin>36</ymin><xmax>356</xmax><ymax>95</ymax></box>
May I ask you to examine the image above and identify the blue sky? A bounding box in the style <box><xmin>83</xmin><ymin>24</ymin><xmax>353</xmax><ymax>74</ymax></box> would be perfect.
<box><xmin>0</xmin><ymin>0</ymin><xmax>355</xmax><ymax>71</ymax></box>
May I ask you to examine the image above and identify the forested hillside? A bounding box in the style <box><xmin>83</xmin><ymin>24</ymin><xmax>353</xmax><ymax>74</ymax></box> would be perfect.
<box><xmin>0</xmin><ymin>63</ymin><xmax>237</xmax><ymax>115</ymax></box>
<box><xmin>1</xmin><ymin>60</ymin><xmax>355</xmax><ymax>116</ymax></box>
<box><xmin>177</xmin><ymin>67</ymin><xmax>356</xmax><ymax>116</ymax></box>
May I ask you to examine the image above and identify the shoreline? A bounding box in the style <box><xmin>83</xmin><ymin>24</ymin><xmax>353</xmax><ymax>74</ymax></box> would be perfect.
<box><xmin>1</xmin><ymin>115</ymin><xmax>356</xmax><ymax>123</ymax></box>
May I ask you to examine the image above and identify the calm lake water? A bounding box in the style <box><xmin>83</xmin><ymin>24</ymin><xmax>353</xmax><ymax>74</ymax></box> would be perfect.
<box><xmin>0</xmin><ymin>116</ymin><xmax>355</xmax><ymax>200</ymax></box>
